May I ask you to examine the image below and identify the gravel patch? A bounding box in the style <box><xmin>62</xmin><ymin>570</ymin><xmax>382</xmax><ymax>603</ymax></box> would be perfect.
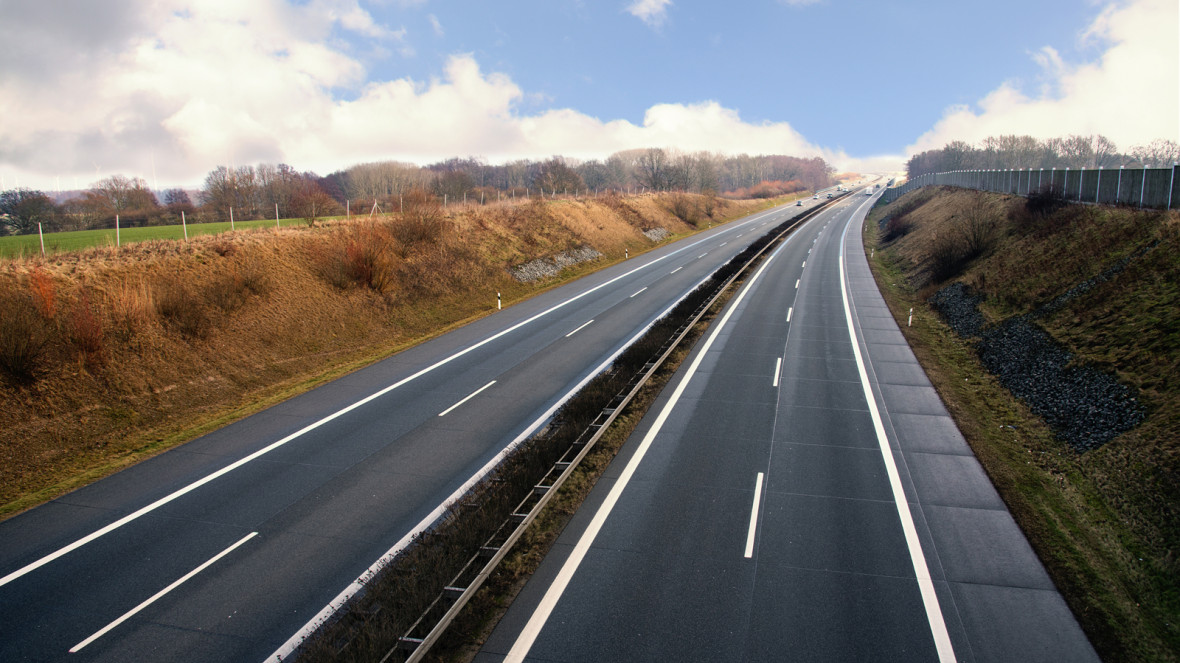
<box><xmin>930</xmin><ymin>282</ymin><xmax>1144</xmax><ymax>452</ymax></box>
<box><xmin>643</xmin><ymin>228</ymin><xmax>671</xmax><ymax>242</ymax></box>
<box><xmin>509</xmin><ymin>247</ymin><xmax>603</xmax><ymax>283</ymax></box>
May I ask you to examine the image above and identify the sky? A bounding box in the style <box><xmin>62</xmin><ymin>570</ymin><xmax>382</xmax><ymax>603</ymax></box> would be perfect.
<box><xmin>0</xmin><ymin>0</ymin><xmax>1176</xmax><ymax>191</ymax></box>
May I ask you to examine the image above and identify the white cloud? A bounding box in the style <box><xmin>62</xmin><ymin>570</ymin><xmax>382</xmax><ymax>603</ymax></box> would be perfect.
<box><xmin>626</xmin><ymin>0</ymin><xmax>672</xmax><ymax>28</ymax></box>
<box><xmin>0</xmin><ymin>1</ymin><xmax>836</xmax><ymax>189</ymax></box>
<box><xmin>907</xmin><ymin>0</ymin><xmax>1179</xmax><ymax>157</ymax></box>
<box><xmin>427</xmin><ymin>13</ymin><xmax>444</xmax><ymax>37</ymax></box>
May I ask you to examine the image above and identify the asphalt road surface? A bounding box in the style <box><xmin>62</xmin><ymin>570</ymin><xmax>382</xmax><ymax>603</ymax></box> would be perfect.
<box><xmin>0</xmin><ymin>198</ymin><xmax>826</xmax><ymax>662</ymax></box>
<box><xmin>477</xmin><ymin>193</ymin><xmax>1099</xmax><ymax>663</ymax></box>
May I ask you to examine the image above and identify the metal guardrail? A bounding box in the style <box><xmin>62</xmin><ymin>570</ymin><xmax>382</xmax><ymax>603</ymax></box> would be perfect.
<box><xmin>386</xmin><ymin>195</ymin><xmax>846</xmax><ymax>663</ymax></box>
<box><xmin>882</xmin><ymin>164</ymin><xmax>1180</xmax><ymax>210</ymax></box>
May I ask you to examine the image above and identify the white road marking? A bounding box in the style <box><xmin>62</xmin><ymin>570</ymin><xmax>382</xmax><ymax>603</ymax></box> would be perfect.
<box><xmin>772</xmin><ymin>357</ymin><xmax>782</xmax><ymax>387</ymax></box>
<box><xmin>802</xmin><ymin>260</ymin><xmax>806</xmax><ymax>268</ymax></box>
<box><xmin>720</xmin><ymin>242</ymin><xmax>728</xmax><ymax>247</ymax></box>
<box><xmin>786</xmin><ymin>306</ymin><xmax>793</xmax><ymax>322</ymax></box>
<box><xmin>670</xmin><ymin>266</ymin><xmax>683</xmax><ymax>274</ymax></box>
<box><xmin>503</xmin><ymin>235</ymin><xmax>793</xmax><ymax>663</ymax></box>
<box><xmin>839</xmin><ymin>203</ymin><xmax>956</xmax><ymax>663</ymax></box>
<box><xmin>698</xmin><ymin>253</ymin><xmax>709</xmax><ymax>259</ymax></box>
<box><xmin>70</xmin><ymin>532</ymin><xmax>258</xmax><ymax>652</ymax></box>
<box><xmin>795</xmin><ymin>279</ymin><xmax>800</xmax><ymax>289</ymax></box>
<box><xmin>744</xmin><ymin>473</ymin><xmax>765</xmax><ymax>558</ymax></box>
<box><xmin>1</xmin><ymin>222</ymin><xmax>750</xmax><ymax>591</ymax></box>
<box><xmin>565</xmin><ymin>320</ymin><xmax>594</xmax><ymax>338</ymax></box>
<box><xmin>438</xmin><ymin>381</ymin><xmax>496</xmax><ymax>417</ymax></box>
<box><xmin>267</xmin><ymin>271</ymin><xmax>720</xmax><ymax>662</ymax></box>
<box><xmin>630</xmin><ymin>287</ymin><xmax>647</xmax><ymax>298</ymax></box>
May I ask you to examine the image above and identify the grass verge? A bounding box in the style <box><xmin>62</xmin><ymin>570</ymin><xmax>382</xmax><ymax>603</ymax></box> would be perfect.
<box><xmin>863</xmin><ymin>191</ymin><xmax>1178</xmax><ymax>662</ymax></box>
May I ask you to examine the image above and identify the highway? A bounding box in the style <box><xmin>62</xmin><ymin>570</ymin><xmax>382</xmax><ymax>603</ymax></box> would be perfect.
<box><xmin>477</xmin><ymin>193</ymin><xmax>1099</xmax><ymax>662</ymax></box>
<box><xmin>0</xmin><ymin>198</ymin><xmax>823</xmax><ymax>662</ymax></box>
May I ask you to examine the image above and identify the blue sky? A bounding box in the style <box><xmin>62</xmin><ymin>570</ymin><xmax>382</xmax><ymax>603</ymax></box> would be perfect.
<box><xmin>0</xmin><ymin>0</ymin><xmax>1175</xmax><ymax>189</ymax></box>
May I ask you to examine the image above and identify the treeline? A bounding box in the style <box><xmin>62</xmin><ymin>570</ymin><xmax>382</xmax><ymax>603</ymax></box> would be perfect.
<box><xmin>0</xmin><ymin>148</ymin><xmax>834</xmax><ymax>236</ymax></box>
<box><xmin>906</xmin><ymin>135</ymin><xmax>1180</xmax><ymax>179</ymax></box>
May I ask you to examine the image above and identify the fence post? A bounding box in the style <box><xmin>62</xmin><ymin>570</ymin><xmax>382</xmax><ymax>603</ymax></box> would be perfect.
<box><xmin>1079</xmin><ymin>167</ymin><xmax>1085</xmax><ymax>201</ymax></box>
<box><xmin>1168</xmin><ymin>163</ymin><xmax>1177</xmax><ymax>211</ymax></box>
<box><xmin>116</xmin><ymin>214</ymin><xmax>120</xmax><ymax>247</ymax></box>
<box><xmin>1140</xmin><ymin>166</ymin><xmax>1147</xmax><ymax>208</ymax></box>
<box><xmin>38</xmin><ymin>222</ymin><xmax>45</xmax><ymax>256</ymax></box>
<box><xmin>276</xmin><ymin>203</ymin><xmax>280</xmax><ymax>227</ymax></box>
<box><xmin>181</xmin><ymin>211</ymin><xmax>187</xmax><ymax>241</ymax></box>
<box><xmin>1096</xmin><ymin>167</ymin><xmax>1102</xmax><ymax>204</ymax></box>
<box><xmin>1117</xmin><ymin>166</ymin><xmax>1123</xmax><ymax>204</ymax></box>
<box><xmin>230</xmin><ymin>206</ymin><xmax>235</xmax><ymax>231</ymax></box>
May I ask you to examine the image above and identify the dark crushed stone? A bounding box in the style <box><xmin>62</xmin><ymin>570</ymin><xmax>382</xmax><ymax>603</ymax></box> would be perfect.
<box><xmin>929</xmin><ymin>283</ymin><xmax>1144</xmax><ymax>452</ymax></box>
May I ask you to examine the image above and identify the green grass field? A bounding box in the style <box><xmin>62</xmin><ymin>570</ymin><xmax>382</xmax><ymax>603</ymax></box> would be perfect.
<box><xmin>0</xmin><ymin>218</ymin><xmax>328</xmax><ymax>258</ymax></box>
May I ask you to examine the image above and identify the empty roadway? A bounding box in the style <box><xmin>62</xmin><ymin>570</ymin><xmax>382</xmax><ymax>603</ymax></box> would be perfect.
<box><xmin>0</xmin><ymin>199</ymin><xmax>821</xmax><ymax>662</ymax></box>
<box><xmin>477</xmin><ymin>193</ymin><xmax>1098</xmax><ymax>662</ymax></box>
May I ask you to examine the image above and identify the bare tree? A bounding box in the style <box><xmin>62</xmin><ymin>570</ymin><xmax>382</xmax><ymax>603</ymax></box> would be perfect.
<box><xmin>635</xmin><ymin>148</ymin><xmax>670</xmax><ymax>191</ymax></box>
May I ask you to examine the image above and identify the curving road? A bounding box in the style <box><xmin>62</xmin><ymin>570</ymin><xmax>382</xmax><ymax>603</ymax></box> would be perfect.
<box><xmin>0</xmin><ymin>199</ymin><xmax>823</xmax><ymax>662</ymax></box>
<box><xmin>476</xmin><ymin>193</ymin><xmax>1099</xmax><ymax>662</ymax></box>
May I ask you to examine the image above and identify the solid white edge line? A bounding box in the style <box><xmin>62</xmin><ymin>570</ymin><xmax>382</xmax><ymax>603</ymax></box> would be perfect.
<box><xmin>838</xmin><ymin>200</ymin><xmax>956</xmax><ymax>663</ymax></box>
<box><xmin>3</xmin><ymin>207</ymin><xmax>783</xmax><ymax>591</ymax></box>
<box><xmin>503</xmin><ymin>234</ymin><xmax>793</xmax><ymax>663</ymax></box>
<box><xmin>265</xmin><ymin>271</ymin><xmax>720</xmax><ymax>662</ymax></box>
<box><xmin>630</xmin><ymin>287</ymin><xmax>647</xmax><ymax>298</ymax></box>
<box><xmin>772</xmin><ymin>357</ymin><xmax>782</xmax><ymax>388</ymax></box>
<box><xmin>743</xmin><ymin>472</ymin><xmax>765</xmax><ymax>558</ymax></box>
<box><xmin>70</xmin><ymin>532</ymin><xmax>258</xmax><ymax>652</ymax></box>
<box><xmin>438</xmin><ymin>381</ymin><xmax>496</xmax><ymax>417</ymax></box>
<box><xmin>564</xmin><ymin>319</ymin><xmax>594</xmax><ymax>338</ymax></box>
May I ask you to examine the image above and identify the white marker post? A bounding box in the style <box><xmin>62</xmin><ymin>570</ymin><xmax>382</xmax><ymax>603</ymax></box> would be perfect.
<box><xmin>116</xmin><ymin>214</ymin><xmax>120</xmax><ymax>247</ymax></box>
<box><xmin>181</xmin><ymin>211</ymin><xmax>187</xmax><ymax>241</ymax></box>
<box><xmin>497</xmin><ymin>292</ymin><xmax>502</xmax><ymax>310</ymax></box>
<box><xmin>38</xmin><ymin>222</ymin><xmax>45</xmax><ymax>256</ymax></box>
<box><xmin>276</xmin><ymin>203</ymin><xmax>280</xmax><ymax>227</ymax></box>
<box><xmin>908</xmin><ymin>308</ymin><xmax>913</xmax><ymax>327</ymax></box>
<box><xmin>230</xmin><ymin>206</ymin><xmax>235</xmax><ymax>231</ymax></box>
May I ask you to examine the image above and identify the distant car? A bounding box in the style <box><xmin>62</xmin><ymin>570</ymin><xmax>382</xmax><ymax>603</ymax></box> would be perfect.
<box><xmin>796</xmin><ymin>200</ymin><xmax>802</xmax><ymax>206</ymax></box>
<box><xmin>813</xmin><ymin>194</ymin><xmax>818</xmax><ymax>199</ymax></box>
<box><xmin>827</xmin><ymin>193</ymin><xmax>833</xmax><ymax>198</ymax></box>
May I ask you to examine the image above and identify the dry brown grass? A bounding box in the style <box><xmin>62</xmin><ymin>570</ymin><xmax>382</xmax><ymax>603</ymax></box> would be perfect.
<box><xmin>0</xmin><ymin>192</ymin><xmax>767</xmax><ymax>520</ymax></box>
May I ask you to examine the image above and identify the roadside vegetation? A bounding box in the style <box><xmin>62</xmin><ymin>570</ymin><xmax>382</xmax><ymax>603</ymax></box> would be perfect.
<box><xmin>0</xmin><ymin>190</ymin><xmax>796</xmax><ymax>520</ymax></box>
<box><xmin>865</xmin><ymin>186</ymin><xmax>1179</xmax><ymax>662</ymax></box>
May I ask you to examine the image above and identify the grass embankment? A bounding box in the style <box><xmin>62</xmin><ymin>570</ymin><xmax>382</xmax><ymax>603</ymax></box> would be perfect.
<box><xmin>0</xmin><ymin>192</ymin><xmax>787</xmax><ymax>520</ymax></box>
<box><xmin>864</xmin><ymin>186</ymin><xmax>1178</xmax><ymax>662</ymax></box>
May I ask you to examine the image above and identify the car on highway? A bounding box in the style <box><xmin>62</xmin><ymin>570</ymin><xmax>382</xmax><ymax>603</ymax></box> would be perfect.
<box><xmin>796</xmin><ymin>200</ymin><xmax>802</xmax><ymax>206</ymax></box>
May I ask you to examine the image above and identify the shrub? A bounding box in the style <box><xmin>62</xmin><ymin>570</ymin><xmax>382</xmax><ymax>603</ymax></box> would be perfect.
<box><xmin>881</xmin><ymin>215</ymin><xmax>914</xmax><ymax>242</ymax></box>
<box><xmin>667</xmin><ymin>193</ymin><xmax>702</xmax><ymax>226</ymax></box>
<box><xmin>0</xmin><ymin>287</ymin><xmax>52</xmax><ymax>382</ymax></box>
<box><xmin>392</xmin><ymin>188</ymin><xmax>449</xmax><ymax>245</ymax></box>
<box><xmin>927</xmin><ymin>232</ymin><xmax>969</xmax><ymax>283</ymax></box>
<box><xmin>1026</xmin><ymin>184</ymin><xmax>1069</xmax><ymax>218</ymax></box>
<box><xmin>69</xmin><ymin>289</ymin><xmax>105</xmax><ymax>367</ymax></box>
<box><xmin>155</xmin><ymin>279</ymin><xmax>208</xmax><ymax>338</ymax></box>
<box><xmin>28</xmin><ymin>266</ymin><xmax>56</xmax><ymax>319</ymax></box>
<box><xmin>109</xmin><ymin>280</ymin><xmax>155</xmax><ymax>338</ymax></box>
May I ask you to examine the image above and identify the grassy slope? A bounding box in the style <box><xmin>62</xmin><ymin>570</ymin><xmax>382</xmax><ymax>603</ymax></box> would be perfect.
<box><xmin>864</xmin><ymin>186</ymin><xmax>1178</xmax><ymax>662</ymax></box>
<box><xmin>0</xmin><ymin>193</ymin><xmax>783</xmax><ymax>519</ymax></box>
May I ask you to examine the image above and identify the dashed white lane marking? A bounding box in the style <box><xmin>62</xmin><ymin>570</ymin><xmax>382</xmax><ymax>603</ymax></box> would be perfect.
<box><xmin>438</xmin><ymin>381</ymin><xmax>496</xmax><ymax>417</ymax></box>
<box><xmin>70</xmin><ymin>532</ymin><xmax>258</xmax><ymax>652</ymax></box>
<box><xmin>630</xmin><ymin>287</ymin><xmax>648</xmax><ymax>298</ymax></box>
<box><xmin>772</xmin><ymin>357</ymin><xmax>782</xmax><ymax>387</ymax></box>
<box><xmin>565</xmin><ymin>320</ymin><xmax>594</xmax><ymax>338</ymax></box>
<box><xmin>744</xmin><ymin>472</ymin><xmax>765</xmax><ymax>559</ymax></box>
